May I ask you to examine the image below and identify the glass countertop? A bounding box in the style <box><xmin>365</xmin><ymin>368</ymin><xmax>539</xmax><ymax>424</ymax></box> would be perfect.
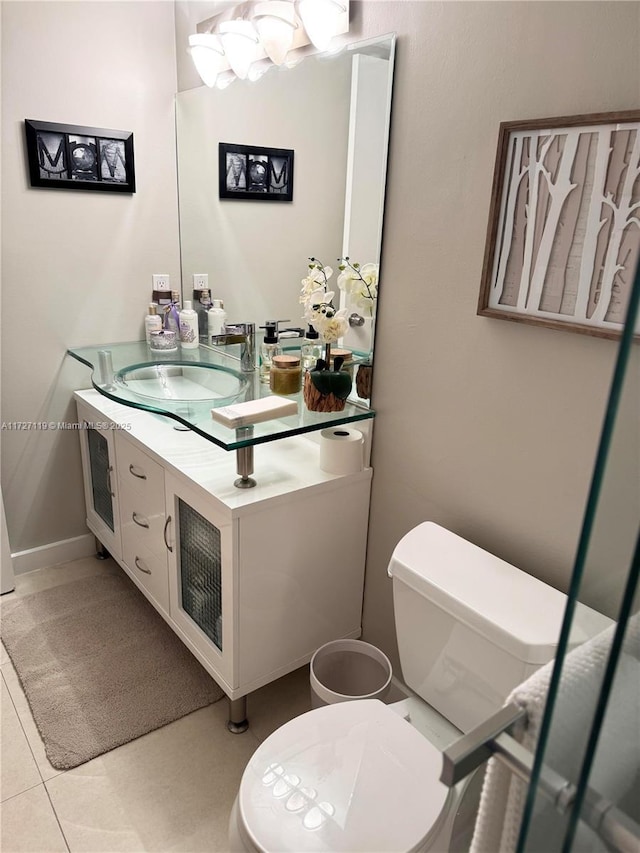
<box><xmin>67</xmin><ymin>340</ymin><xmax>375</xmax><ymax>451</ymax></box>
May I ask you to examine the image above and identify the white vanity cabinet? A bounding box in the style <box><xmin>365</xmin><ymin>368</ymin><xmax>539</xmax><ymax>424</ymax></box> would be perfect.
<box><xmin>74</xmin><ymin>389</ymin><xmax>373</xmax><ymax>711</ymax></box>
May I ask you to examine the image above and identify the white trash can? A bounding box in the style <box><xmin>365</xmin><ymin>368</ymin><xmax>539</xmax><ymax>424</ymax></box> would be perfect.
<box><xmin>310</xmin><ymin>639</ymin><xmax>393</xmax><ymax>709</ymax></box>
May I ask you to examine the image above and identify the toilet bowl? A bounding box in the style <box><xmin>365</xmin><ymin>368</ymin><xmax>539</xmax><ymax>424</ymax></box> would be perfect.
<box><xmin>229</xmin><ymin>696</ymin><xmax>481</xmax><ymax>853</ymax></box>
<box><xmin>229</xmin><ymin>523</ymin><xmax>611</xmax><ymax>852</ymax></box>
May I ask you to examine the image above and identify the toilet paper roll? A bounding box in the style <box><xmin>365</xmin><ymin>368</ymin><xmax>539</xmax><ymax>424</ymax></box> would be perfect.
<box><xmin>319</xmin><ymin>427</ymin><xmax>364</xmax><ymax>475</ymax></box>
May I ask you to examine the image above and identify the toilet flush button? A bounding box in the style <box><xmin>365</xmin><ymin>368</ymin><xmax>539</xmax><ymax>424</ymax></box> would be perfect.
<box><xmin>272</xmin><ymin>778</ymin><xmax>292</xmax><ymax>798</ymax></box>
<box><xmin>285</xmin><ymin>792</ymin><xmax>306</xmax><ymax>812</ymax></box>
<box><xmin>303</xmin><ymin>802</ymin><xmax>335</xmax><ymax>831</ymax></box>
<box><xmin>261</xmin><ymin>763</ymin><xmax>284</xmax><ymax>786</ymax></box>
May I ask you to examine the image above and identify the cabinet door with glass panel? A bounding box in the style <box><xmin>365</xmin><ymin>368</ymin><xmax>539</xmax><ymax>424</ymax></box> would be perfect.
<box><xmin>164</xmin><ymin>472</ymin><xmax>236</xmax><ymax>694</ymax></box>
<box><xmin>76</xmin><ymin>400</ymin><xmax>122</xmax><ymax>560</ymax></box>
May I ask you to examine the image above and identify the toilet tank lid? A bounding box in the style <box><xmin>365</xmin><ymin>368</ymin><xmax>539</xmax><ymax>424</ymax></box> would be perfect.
<box><xmin>388</xmin><ymin>523</ymin><xmax>612</xmax><ymax>664</ymax></box>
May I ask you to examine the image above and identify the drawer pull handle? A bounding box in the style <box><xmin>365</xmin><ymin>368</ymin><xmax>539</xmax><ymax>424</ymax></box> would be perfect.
<box><xmin>129</xmin><ymin>464</ymin><xmax>147</xmax><ymax>480</ymax></box>
<box><xmin>132</xmin><ymin>512</ymin><xmax>150</xmax><ymax>529</ymax></box>
<box><xmin>163</xmin><ymin>515</ymin><xmax>173</xmax><ymax>553</ymax></box>
<box><xmin>134</xmin><ymin>556</ymin><xmax>152</xmax><ymax>575</ymax></box>
<box><xmin>106</xmin><ymin>466</ymin><xmax>115</xmax><ymax>498</ymax></box>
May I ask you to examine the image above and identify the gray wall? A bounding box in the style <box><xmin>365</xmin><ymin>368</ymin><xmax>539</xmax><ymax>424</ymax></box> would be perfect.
<box><xmin>350</xmin><ymin>1</ymin><xmax>639</xmax><ymax>670</ymax></box>
<box><xmin>1</xmin><ymin>1</ymin><xmax>181</xmax><ymax>552</ymax></box>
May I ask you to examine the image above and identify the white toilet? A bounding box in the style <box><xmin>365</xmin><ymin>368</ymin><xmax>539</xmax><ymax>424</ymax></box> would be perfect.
<box><xmin>229</xmin><ymin>522</ymin><xmax>610</xmax><ymax>853</ymax></box>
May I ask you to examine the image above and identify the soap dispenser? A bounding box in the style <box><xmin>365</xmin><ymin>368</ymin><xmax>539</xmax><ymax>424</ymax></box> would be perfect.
<box><xmin>144</xmin><ymin>303</ymin><xmax>162</xmax><ymax>344</ymax></box>
<box><xmin>301</xmin><ymin>324</ymin><xmax>323</xmax><ymax>370</ymax></box>
<box><xmin>259</xmin><ymin>322</ymin><xmax>282</xmax><ymax>384</ymax></box>
<box><xmin>179</xmin><ymin>300</ymin><xmax>199</xmax><ymax>349</ymax></box>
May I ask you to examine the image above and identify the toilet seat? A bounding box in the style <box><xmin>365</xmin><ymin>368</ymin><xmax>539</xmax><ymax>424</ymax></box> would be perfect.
<box><xmin>237</xmin><ymin>699</ymin><xmax>452</xmax><ymax>853</ymax></box>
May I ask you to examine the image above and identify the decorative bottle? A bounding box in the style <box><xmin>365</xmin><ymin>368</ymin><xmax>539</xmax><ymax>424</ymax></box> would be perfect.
<box><xmin>196</xmin><ymin>289</ymin><xmax>212</xmax><ymax>340</ymax></box>
<box><xmin>208</xmin><ymin>299</ymin><xmax>227</xmax><ymax>339</ymax></box>
<box><xmin>179</xmin><ymin>300</ymin><xmax>199</xmax><ymax>349</ymax></box>
<box><xmin>164</xmin><ymin>291</ymin><xmax>181</xmax><ymax>334</ymax></box>
<box><xmin>144</xmin><ymin>303</ymin><xmax>162</xmax><ymax>344</ymax></box>
<box><xmin>259</xmin><ymin>322</ymin><xmax>282</xmax><ymax>384</ymax></box>
<box><xmin>301</xmin><ymin>324</ymin><xmax>323</xmax><ymax>370</ymax></box>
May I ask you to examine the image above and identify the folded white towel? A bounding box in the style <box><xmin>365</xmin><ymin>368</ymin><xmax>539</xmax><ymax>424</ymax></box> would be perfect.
<box><xmin>470</xmin><ymin>615</ymin><xmax>640</xmax><ymax>853</ymax></box>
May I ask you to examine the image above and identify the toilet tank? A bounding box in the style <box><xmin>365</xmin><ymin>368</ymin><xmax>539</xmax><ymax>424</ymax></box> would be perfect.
<box><xmin>387</xmin><ymin>523</ymin><xmax>611</xmax><ymax>733</ymax></box>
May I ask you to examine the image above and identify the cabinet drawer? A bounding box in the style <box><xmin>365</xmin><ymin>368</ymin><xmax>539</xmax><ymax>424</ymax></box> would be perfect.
<box><xmin>119</xmin><ymin>485</ymin><xmax>167</xmax><ymax>562</ymax></box>
<box><xmin>115</xmin><ymin>434</ymin><xmax>164</xmax><ymax>499</ymax></box>
<box><xmin>122</xmin><ymin>536</ymin><xmax>169</xmax><ymax>614</ymax></box>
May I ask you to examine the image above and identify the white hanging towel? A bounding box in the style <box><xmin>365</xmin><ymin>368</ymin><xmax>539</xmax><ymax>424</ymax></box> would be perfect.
<box><xmin>470</xmin><ymin>615</ymin><xmax>640</xmax><ymax>853</ymax></box>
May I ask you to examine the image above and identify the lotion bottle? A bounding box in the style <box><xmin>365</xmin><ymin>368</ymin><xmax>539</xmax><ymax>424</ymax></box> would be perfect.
<box><xmin>144</xmin><ymin>303</ymin><xmax>162</xmax><ymax>344</ymax></box>
<box><xmin>208</xmin><ymin>299</ymin><xmax>227</xmax><ymax>339</ymax></box>
<box><xmin>179</xmin><ymin>300</ymin><xmax>199</xmax><ymax>349</ymax></box>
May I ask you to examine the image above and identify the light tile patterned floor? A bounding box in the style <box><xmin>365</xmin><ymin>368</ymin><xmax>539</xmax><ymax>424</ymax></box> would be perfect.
<box><xmin>0</xmin><ymin>558</ymin><xmax>311</xmax><ymax>853</ymax></box>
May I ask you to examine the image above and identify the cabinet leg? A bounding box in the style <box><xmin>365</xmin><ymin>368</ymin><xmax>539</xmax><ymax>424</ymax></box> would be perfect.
<box><xmin>227</xmin><ymin>696</ymin><xmax>249</xmax><ymax>733</ymax></box>
<box><xmin>94</xmin><ymin>538</ymin><xmax>110</xmax><ymax>560</ymax></box>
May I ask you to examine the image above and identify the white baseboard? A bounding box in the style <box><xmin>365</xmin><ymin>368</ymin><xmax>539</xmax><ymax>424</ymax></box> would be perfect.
<box><xmin>12</xmin><ymin>533</ymin><xmax>96</xmax><ymax>575</ymax></box>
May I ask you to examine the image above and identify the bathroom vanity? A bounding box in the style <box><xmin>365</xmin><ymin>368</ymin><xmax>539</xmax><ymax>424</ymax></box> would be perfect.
<box><xmin>72</xmin><ymin>346</ymin><xmax>374</xmax><ymax>729</ymax></box>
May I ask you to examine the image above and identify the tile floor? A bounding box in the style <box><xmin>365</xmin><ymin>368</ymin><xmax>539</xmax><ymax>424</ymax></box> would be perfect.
<box><xmin>0</xmin><ymin>557</ymin><xmax>312</xmax><ymax>853</ymax></box>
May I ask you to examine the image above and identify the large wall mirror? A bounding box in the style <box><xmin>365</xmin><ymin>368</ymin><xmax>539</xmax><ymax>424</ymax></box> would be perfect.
<box><xmin>175</xmin><ymin>33</ymin><xmax>396</xmax><ymax>406</ymax></box>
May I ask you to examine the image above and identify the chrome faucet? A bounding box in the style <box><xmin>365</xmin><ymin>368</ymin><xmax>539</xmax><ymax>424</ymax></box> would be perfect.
<box><xmin>210</xmin><ymin>323</ymin><xmax>256</xmax><ymax>372</ymax></box>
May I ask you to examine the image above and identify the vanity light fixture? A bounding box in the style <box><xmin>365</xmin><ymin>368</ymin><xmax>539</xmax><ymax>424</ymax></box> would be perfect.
<box><xmin>247</xmin><ymin>59</ymin><xmax>274</xmax><ymax>82</ymax></box>
<box><xmin>215</xmin><ymin>70</ymin><xmax>238</xmax><ymax>90</ymax></box>
<box><xmin>252</xmin><ymin>1</ymin><xmax>297</xmax><ymax>66</ymax></box>
<box><xmin>189</xmin><ymin>0</ymin><xmax>349</xmax><ymax>88</ymax></box>
<box><xmin>188</xmin><ymin>33</ymin><xmax>226</xmax><ymax>88</ymax></box>
<box><xmin>218</xmin><ymin>19</ymin><xmax>260</xmax><ymax>80</ymax></box>
<box><xmin>297</xmin><ymin>0</ymin><xmax>346</xmax><ymax>51</ymax></box>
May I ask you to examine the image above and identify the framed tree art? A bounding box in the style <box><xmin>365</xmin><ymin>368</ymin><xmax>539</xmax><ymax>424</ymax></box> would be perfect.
<box><xmin>24</xmin><ymin>120</ymin><xmax>135</xmax><ymax>193</ymax></box>
<box><xmin>478</xmin><ymin>111</ymin><xmax>640</xmax><ymax>340</ymax></box>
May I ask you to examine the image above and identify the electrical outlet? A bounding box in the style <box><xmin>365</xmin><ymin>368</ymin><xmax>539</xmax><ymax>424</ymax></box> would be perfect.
<box><xmin>192</xmin><ymin>273</ymin><xmax>209</xmax><ymax>290</ymax></box>
<box><xmin>152</xmin><ymin>274</ymin><xmax>171</xmax><ymax>291</ymax></box>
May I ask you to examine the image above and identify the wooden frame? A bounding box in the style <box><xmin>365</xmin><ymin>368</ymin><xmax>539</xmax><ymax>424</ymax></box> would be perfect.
<box><xmin>478</xmin><ymin>111</ymin><xmax>640</xmax><ymax>340</ymax></box>
<box><xmin>218</xmin><ymin>142</ymin><xmax>294</xmax><ymax>202</ymax></box>
<box><xmin>24</xmin><ymin>119</ymin><xmax>135</xmax><ymax>193</ymax></box>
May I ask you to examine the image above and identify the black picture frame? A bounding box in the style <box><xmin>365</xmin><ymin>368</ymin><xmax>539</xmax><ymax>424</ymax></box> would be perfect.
<box><xmin>219</xmin><ymin>142</ymin><xmax>294</xmax><ymax>201</ymax></box>
<box><xmin>24</xmin><ymin>119</ymin><xmax>136</xmax><ymax>193</ymax></box>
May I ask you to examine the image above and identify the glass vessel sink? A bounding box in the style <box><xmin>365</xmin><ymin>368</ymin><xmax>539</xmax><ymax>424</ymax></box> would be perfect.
<box><xmin>114</xmin><ymin>362</ymin><xmax>248</xmax><ymax>406</ymax></box>
<box><xmin>67</xmin><ymin>340</ymin><xmax>375</xmax><ymax>452</ymax></box>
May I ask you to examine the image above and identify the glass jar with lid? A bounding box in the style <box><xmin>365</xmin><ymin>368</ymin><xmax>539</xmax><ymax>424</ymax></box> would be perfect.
<box><xmin>329</xmin><ymin>348</ymin><xmax>354</xmax><ymax>377</ymax></box>
<box><xmin>269</xmin><ymin>354</ymin><xmax>302</xmax><ymax>395</ymax></box>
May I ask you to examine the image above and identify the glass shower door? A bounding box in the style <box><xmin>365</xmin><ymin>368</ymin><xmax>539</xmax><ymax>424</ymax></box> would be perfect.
<box><xmin>517</xmin><ymin>261</ymin><xmax>639</xmax><ymax>852</ymax></box>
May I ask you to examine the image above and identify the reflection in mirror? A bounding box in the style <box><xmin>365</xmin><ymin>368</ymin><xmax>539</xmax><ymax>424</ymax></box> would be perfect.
<box><xmin>176</xmin><ymin>33</ymin><xmax>396</xmax><ymax>406</ymax></box>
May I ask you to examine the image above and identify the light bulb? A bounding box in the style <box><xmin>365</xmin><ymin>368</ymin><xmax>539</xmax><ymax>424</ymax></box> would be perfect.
<box><xmin>188</xmin><ymin>33</ymin><xmax>226</xmax><ymax>88</ymax></box>
<box><xmin>297</xmin><ymin>0</ymin><xmax>344</xmax><ymax>52</ymax></box>
<box><xmin>252</xmin><ymin>1</ymin><xmax>297</xmax><ymax>66</ymax></box>
<box><xmin>247</xmin><ymin>60</ymin><xmax>273</xmax><ymax>82</ymax></box>
<box><xmin>215</xmin><ymin>70</ymin><xmax>237</xmax><ymax>90</ymax></box>
<box><xmin>218</xmin><ymin>19</ymin><xmax>259</xmax><ymax>80</ymax></box>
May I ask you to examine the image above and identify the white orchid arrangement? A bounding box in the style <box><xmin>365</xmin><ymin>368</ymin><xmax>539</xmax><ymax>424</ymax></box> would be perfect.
<box><xmin>337</xmin><ymin>257</ymin><xmax>379</xmax><ymax>317</ymax></box>
<box><xmin>299</xmin><ymin>258</ymin><xmax>349</xmax><ymax>344</ymax></box>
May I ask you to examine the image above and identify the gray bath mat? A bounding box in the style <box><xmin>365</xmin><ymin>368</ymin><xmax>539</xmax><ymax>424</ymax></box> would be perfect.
<box><xmin>1</xmin><ymin>571</ymin><xmax>224</xmax><ymax>769</ymax></box>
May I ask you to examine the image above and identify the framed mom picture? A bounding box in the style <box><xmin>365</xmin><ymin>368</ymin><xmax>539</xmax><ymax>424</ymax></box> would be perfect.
<box><xmin>219</xmin><ymin>143</ymin><xmax>294</xmax><ymax>201</ymax></box>
<box><xmin>478</xmin><ymin>111</ymin><xmax>640</xmax><ymax>340</ymax></box>
<box><xmin>24</xmin><ymin>119</ymin><xmax>136</xmax><ymax>193</ymax></box>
